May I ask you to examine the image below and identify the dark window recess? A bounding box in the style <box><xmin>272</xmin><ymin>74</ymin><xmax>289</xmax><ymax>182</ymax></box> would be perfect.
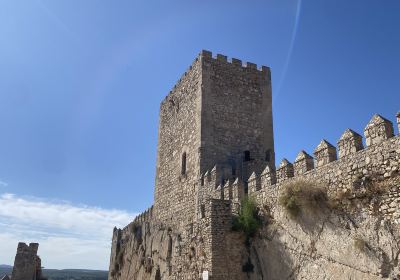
<box><xmin>231</xmin><ymin>166</ymin><xmax>236</xmax><ymax>176</ymax></box>
<box><xmin>221</xmin><ymin>178</ymin><xmax>225</xmax><ymax>186</ymax></box>
<box><xmin>200</xmin><ymin>204</ymin><xmax>206</xmax><ymax>218</ymax></box>
<box><xmin>201</xmin><ymin>176</ymin><xmax>205</xmax><ymax>186</ymax></box>
<box><xmin>244</xmin><ymin>151</ymin><xmax>251</xmax><ymax>162</ymax></box>
<box><xmin>265</xmin><ymin>150</ymin><xmax>271</xmax><ymax>162</ymax></box>
<box><xmin>181</xmin><ymin>152</ymin><xmax>187</xmax><ymax>175</ymax></box>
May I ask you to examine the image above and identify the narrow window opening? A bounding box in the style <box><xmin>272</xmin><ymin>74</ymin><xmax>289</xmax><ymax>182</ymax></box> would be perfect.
<box><xmin>200</xmin><ymin>204</ymin><xmax>206</xmax><ymax>218</ymax></box>
<box><xmin>244</xmin><ymin>151</ymin><xmax>251</xmax><ymax>162</ymax></box>
<box><xmin>201</xmin><ymin>176</ymin><xmax>205</xmax><ymax>186</ymax></box>
<box><xmin>265</xmin><ymin>150</ymin><xmax>271</xmax><ymax>162</ymax></box>
<box><xmin>181</xmin><ymin>152</ymin><xmax>187</xmax><ymax>175</ymax></box>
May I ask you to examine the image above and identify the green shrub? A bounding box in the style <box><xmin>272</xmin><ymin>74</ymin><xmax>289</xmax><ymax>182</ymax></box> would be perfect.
<box><xmin>279</xmin><ymin>179</ymin><xmax>328</xmax><ymax>218</ymax></box>
<box><xmin>232</xmin><ymin>197</ymin><xmax>261</xmax><ymax>238</ymax></box>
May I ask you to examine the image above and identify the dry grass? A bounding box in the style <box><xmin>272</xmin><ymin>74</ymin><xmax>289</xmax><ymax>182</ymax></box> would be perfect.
<box><xmin>279</xmin><ymin>179</ymin><xmax>328</xmax><ymax>219</ymax></box>
<box><xmin>354</xmin><ymin>237</ymin><xmax>368</xmax><ymax>252</ymax></box>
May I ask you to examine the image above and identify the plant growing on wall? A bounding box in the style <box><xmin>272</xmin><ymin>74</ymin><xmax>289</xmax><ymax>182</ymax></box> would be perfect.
<box><xmin>232</xmin><ymin>196</ymin><xmax>261</xmax><ymax>238</ymax></box>
<box><xmin>279</xmin><ymin>179</ymin><xmax>328</xmax><ymax>219</ymax></box>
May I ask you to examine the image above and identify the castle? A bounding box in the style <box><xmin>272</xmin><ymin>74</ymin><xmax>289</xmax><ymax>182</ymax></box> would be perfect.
<box><xmin>109</xmin><ymin>51</ymin><xmax>400</xmax><ymax>280</ymax></box>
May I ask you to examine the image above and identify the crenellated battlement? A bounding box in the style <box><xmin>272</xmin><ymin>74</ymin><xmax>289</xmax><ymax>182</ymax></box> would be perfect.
<box><xmin>161</xmin><ymin>50</ymin><xmax>271</xmax><ymax>108</ymax></box>
<box><xmin>161</xmin><ymin>55</ymin><xmax>202</xmax><ymax>106</ymax></box>
<box><xmin>121</xmin><ymin>205</ymin><xmax>154</xmax><ymax>234</ymax></box>
<box><xmin>197</xmin><ymin>113</ymin><xmax>400</xmax><ymax>209</ymax></box>
<box><xmin>199</xmin><ymin>50</ymin><xmax>271</xmax><ymax>74</ymax></box>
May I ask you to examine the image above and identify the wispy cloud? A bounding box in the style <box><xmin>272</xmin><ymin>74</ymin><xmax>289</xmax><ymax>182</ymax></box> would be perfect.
<box><xmin>0</xmin><ymin>180</ymin><xmax>8</xmax><ymax>187</ymax></box>
<box><xmin>0</xmin><ymin>193</ymin><xmax>136</xmax><ymax>270</ymax></box>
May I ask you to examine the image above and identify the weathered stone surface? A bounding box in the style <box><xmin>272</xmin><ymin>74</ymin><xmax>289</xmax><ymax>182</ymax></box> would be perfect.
<box><xmin>153</xmin><ymin>50</ymin><xmax>274</xmax><ymax>230</ymax></box>
<box><xmin>364</xmin><ymin>114</ymin><xmax>394</xmax><ymax>146</ymax></box>
<box><xmin>338</xmin><ymin>129</ymin><xmax>364</xmax><ymax>158</ymax></box>
<box><xmin>294</xmin><ymin>150</ymin><xmax>314</xmax><ymax>176</ymax></box>
<box><xmin>109</xmin><ymin>200</ymin><xmax>248</xmax><ymax>280</ymax></box>
<box><xmin>11</xmin><ymin>242</ymin><xmax>46</xmax><ymax>280</ymax></box>
<box><xmin>314</xmin><ymin>140</ymin><xmax>337</xmax><ymax>167</ymax></box>
<box><xmin>276</xmin><ymin>159</ymin><xmax>294</xmax><ymax>183</ymax></box>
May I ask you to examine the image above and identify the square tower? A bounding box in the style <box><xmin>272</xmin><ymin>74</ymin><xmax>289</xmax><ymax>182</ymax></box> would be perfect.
<box><xmin>154</xmin><ymin>50</ymin><xmax>274</xmax><ymax>226</ymax></box>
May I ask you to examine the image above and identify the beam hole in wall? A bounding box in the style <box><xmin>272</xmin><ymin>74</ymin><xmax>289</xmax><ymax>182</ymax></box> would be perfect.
<box><xmin>200</xmin><ymin>204</ymin><xmax>205</xmax><ymax>218</ymax></box>
<box><xmin>244</xmin><ymin>151</ymin><xmax>251</xmax><ymax>162</ymax></box>
<box><xmin>181</xmin><ymin>152</ymin><xmax>187</xmax><ymax>175</ymax></box>
<box><xmin>265</xmin><ymin>149</ymin><xmax>271</xmax><ymax>162</ymax></box>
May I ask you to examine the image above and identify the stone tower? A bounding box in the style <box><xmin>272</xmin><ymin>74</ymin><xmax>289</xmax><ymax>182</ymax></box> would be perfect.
<box><xmin>154</xmin><ymin>50</ymin><xmax>274</xmax><ymax>227</ymax></box>
<box><xmin>11</xmin><ymin>242</ymin><xmax>46</xmax><ymax>280</ymax></box>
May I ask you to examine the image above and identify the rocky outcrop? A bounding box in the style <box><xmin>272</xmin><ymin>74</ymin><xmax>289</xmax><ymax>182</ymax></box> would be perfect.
<box><xmin>248</xmin><ymin>182</ymin><xmax>400</xmax><ymax>279</ymax></box>
<box><xmin>109</xmin><ymin>211</ymin><xmax>214</xmax><ymax>280</ymax></box>
<box><xmin>108</xmin><ymin>201</ymin><xmax>253</xmax><ymax>280</ymax></box>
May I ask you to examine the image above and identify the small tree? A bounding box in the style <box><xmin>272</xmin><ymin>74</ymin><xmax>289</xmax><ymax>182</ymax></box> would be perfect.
<box><xmin>232</xmin><ymin>197</ymin><xmax>261</xmax><ymax>238</ymax></box>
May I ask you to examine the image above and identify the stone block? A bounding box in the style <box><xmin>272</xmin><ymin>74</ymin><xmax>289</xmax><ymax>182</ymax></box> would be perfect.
<box><xmin>276</xmin><ymin>159</ymin><xmax>294</xmax><ymax>183</ymax></box>
<box><xmin>364</xmin><ymin>114</ymin><xmax>394</xmax><ymax>146</ymax></box>
<box><xmin>337</xmin><ymin>129</ymin><xmax>363</xmax><ymax>158</ymax></box>
<box><xmin>294</xmin><ymin>150</ymin><xmax>314</xmax><ymax>175</ymax></box>
<box><xmin>260</xmin><ymin>165</ymin><xmax>276</xmax><ymax>187</ymax></box>
<box><xmin>231</xmin><ymin>178</ymin><xmax>244</xmax><ymax>202</ymax></box>
<box><xmin>246</xmin><ymin>62</ymin><xmax>257</xmax><ymax>69</ymax></box>
<box><xmin>314</xmin><ymin>140</ymin><xmax>337</xmax><ymax>167</ymax></box>
<box><xmin>216</xmin><ymin>54</ymin><xmax>227</xmax><ymax>62</ymax></box>
<box><xmin>247</xmin><ymin>172</ymin><xmax>260</xmax><ymax>194</ymax></box>
<box><xmin>200</xmin><ymin>49</ymin><xmax>212</xmax><ymax>59</ymax></box>
<box><xmin>231</xmin><ymin>58</ymin><xmax>242</xmax><ymax>66</ymax></box>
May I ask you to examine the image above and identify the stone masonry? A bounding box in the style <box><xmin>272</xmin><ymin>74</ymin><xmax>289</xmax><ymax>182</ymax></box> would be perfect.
<box><xmin>154</xmin><ymin>50</ymin><xmax>274</xmax><ymax>230</ymax></box>
<box><xmin>11</xmin><ymin>242</ymin><xmax>46</xmax><ymax>280</ymax></box>
<box><xmin>109</xmin><ymin>51</ymin><xmax>400</xmax><ymax>280</ymax></box>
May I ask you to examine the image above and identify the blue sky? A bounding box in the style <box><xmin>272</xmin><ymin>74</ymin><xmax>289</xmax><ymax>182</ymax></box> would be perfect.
<box><xmin>0</xmin><ymin>0</ymin><xmax>399</xmax><ymax>270</ymax></box>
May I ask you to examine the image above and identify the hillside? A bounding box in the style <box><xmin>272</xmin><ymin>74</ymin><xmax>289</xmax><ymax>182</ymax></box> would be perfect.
<box><xmin>0</xmin><ymin>266</ymin><xmax>108</xmax><ymax>280</ymax></box>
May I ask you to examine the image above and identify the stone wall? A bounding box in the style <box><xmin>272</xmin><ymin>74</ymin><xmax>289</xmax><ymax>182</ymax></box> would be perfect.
<box><xmin>108</xmin><ymin>200</ymin><xmax>250</xmax><ymax>280</ymax></box>
<box><xmin>11</xmin><ymin>242</ymin><xmax>45</xmax><ymax>280</ymax></box>
<box><xmin>153</xmin><ymin>54</ymin><xmax>202</xmax><ymax>227</ymax></box>
<box><xmin>242</xmin><ymin>113</ymin><xmax>400</xmax><ymax>279</ymax></box>
<box><xmin>192</xmin><ymin>113</ymin><xmax>400</xmax><ymax>279</ymax></box>
<box><xmin>245</xmin><ymin>114</ymin><xmax>399</xmax><ymax>210</ymax></box>
<box><xmin>202</xmin><ymin>113</ymin><xmax>400</xmax><ymax>208</ymax></box>
<box><xmin>200</xmin><ymin>50</ymin><xmax>275</xmax><ymax>177</ymax></box>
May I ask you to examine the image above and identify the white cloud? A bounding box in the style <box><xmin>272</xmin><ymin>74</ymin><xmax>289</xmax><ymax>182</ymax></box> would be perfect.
<box><xmin>0</xmin><ymin>193</ymin><xmax>136</xmax><ymax>270</ymax></box>
<box><xmin>0</xmin><ymin>180</ymin><xmax>8</xmax><ymax>187</ymax></box>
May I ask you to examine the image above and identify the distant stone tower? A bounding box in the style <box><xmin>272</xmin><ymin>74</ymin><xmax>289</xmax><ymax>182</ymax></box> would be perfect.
<box><xmin>154</xmin><ymin>50</ymin><xmax>274</xmax><ymax>226</ymax></box>
<box><xmin>11</xmin><ymin>242</ymin><xmax>46</xmax><ymax>280</ymax></box>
